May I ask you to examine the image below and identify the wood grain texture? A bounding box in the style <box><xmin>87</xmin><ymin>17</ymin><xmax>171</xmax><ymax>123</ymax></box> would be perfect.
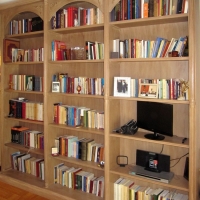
<box><xmin>0</xmin><ymin>181</ymin><xmax>49</xmax><ymax>200</ymax></box>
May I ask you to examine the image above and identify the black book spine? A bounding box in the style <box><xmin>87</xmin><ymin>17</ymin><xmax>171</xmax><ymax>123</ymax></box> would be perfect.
<box><xmin>177</xmin><ymin>0</ymin><xmax>183</xmax><ymax>14</ymax></box>
<box><xmin>149</xmin><ymin>0</ymin><xmax>154</xmax><ymax>17</ymax></box>
<box><xmin>132</xmin><ymin>0</ymin><xmax>135</xmax><ymax>19</ymax></box>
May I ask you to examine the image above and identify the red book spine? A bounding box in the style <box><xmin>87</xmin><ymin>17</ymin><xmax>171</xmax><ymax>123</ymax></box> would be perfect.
<box><xmin>71</xmin><ymin>77</ymin><xmax>74</xmax><ymax>93</ymax></box>
<box><xmin>74</xmin><ymin>107</ymin><xmax>76</xmax><ymax>126</ymax></box>
<box><xmin>83</xmin><ymin>9</ymin><xmax>87</xmax><ymax>25</ymax></box>
<box><xmin>67</xmin><ymin>77</ymin><xmax>71</xmax><ymax>93</ymax></box>
<box><xmin>22</xmin><ymin>102</ymin><xmax>26</xmax><ymax>119</ymax></box>
<box><xmin>124</xmin><ymin>0</ymin><xmax>128</xmax><ymax>20</ymax></box>
<box><xmin>65</xmin><ymin>138</ymin><xmax>68</xmax><ymax>156</ymax></box>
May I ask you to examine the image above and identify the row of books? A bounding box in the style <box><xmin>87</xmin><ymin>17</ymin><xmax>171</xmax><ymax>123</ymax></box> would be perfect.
<box><xmin>11</xmin><ymin>151</ymin><xmax>44</xmax><ymax>180</ymax></box>
<box><xmin>111</xmin><ymin>0</ymin><xmax>188</xmax><ymax>21</ymax></box>
<box><xmin>112</xmin><ymin>36</ymin><xmax>188</xmax><ymax>59</ymax></box>
<box><xmin>114</xmin><ymin>177</ymin><xmax>188</xmax><ymax>200</ymax></box>
<box><xmin>54</xmin><ymin>163</ymin><xmax>104</xmax><ymax>197</ymax></box>
<box><xmin>12</xmin><ymin>47</ymin><xmax>44</xmax><ymax>62</ymax></box>
<box><xmin>53</xmin><ymin>103</ymin><xmax>105</xmax><ymax>129</ymax></box>
<box><xmin>11</xmin><ymin>126</ymin><xmax>44</xmax><ymax>149</ymax></box>
<box><xmin>9</xmin><ymin>98</ymin><xmax>44</xmax><ymax>121</ymax></box>
<box><xmin>51</xmin><ymin>40</ymin><xmax>104</xmax><ymax>61</ymax></box>
<box><xmin>55</xmin><ymin>135</ymin><xmax>104</xmax><ymax>162</ymax></box>
<box><xmin>52</xmin><ymin>73</ymin><xmax>104</xmax><ymax>95</ymax></box>
<box><xmin>9</xmin><ymin>17</ymin><xmax>43</xmax><ymax>35</ymax></box>
<box><xmin>114</xmin><ymin>77</ymin><xmax>189</xmax><ymax>100</ymax></box>
<box><xmin>51</xmin><ymin>6</ymin><xmax>104</xmax><ymax>29</ymax></box>
<box><xmin>85</xmin><ymin>41</ymin><xmax>104</xmax><ymax>60</ymax></box>
<box><xmin>10</xmin><ymin>74</ymin><xmax>43</xmax><ymax>92</ymax></box>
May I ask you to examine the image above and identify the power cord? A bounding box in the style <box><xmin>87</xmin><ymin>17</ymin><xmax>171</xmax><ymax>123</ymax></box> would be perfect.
<box><xmin>160</xmin><ymin>144</ymin><xmax>164</xmax><ymax>154</ymax></box>
<box><xmin>170</xmin><ymin>152</ymin><xmax>189</xmax><ymax>168</ymax></box>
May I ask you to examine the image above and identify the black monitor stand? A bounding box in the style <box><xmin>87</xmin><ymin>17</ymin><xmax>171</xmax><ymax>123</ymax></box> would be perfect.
<box><xmin>145</xmin><ymin>132</ymin><xmax>165</xmax><ymax>141</ymax></box>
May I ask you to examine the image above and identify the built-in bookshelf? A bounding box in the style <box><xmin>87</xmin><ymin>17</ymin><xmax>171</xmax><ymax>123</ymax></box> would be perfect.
<box><xmin>0</xmin><ymin>0</ymin><xmax>199</xmax><ymax>200</ymax></box>
<box><xmin>0</xmin><ymin>0</ymin><xmax>46</xmax><ymax>195</ymax></box>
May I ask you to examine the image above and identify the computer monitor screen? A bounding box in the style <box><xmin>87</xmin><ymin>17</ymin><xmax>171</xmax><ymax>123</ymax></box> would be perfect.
<box><xmin>137</xmin><ymin>101</ymin><xmax>173</xmax><ymax>140</ymax></box>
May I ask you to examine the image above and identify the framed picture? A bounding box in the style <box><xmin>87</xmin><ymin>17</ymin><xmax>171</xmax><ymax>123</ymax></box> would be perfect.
<box><xmin>139</xmin><ymin>83</ymin><xmax>158</xmax><ymax>98</ymax></box>
<box><xmin>3</xmin><ymin>39</ymin><xmax>20</xmax><ymax>63</ymax></box>
<box><xmin>52</xmin><ymin>82</ymin><xmax>60</xmax><ymax>92</ymax></box>
<box><xmin>114</xmin><ymin>77</ymin><xmax>131</xmax><ymax>97</ymax></box>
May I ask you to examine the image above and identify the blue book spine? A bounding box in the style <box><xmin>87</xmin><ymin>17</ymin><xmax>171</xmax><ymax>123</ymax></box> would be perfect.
<box><xmin>127</xmin><ymin>0</ymin><xmax>131</xmax><ymax>19</ymax></box>
<box><xmin>152</xmin><ymin>37</ymin><xmax>163</xmax><ymax>58</ymax></box>
<box><xmin>135</xmin><ymin>79</ymin><xmax>138</xmax><ymax>97</ymax></box>
<box><xmin>52</xmin><ymin>40</ymin><xmax>55</xmax><ymax>61</ymax></box>
<box><xmin>101</xmin><ymin>78</ymin><xmax>104</xmax><ymax>95</ymax></box>
<box><xmin>71</xmin><ymin>107</ymin><xmax>74</xmax><ymax>126</ymax></box>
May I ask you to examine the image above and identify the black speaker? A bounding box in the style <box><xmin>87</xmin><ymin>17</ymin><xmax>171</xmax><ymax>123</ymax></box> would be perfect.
<box><xmin>136</xmin><ymin>149</ymin><xmax>170</xmax><ymax>172</ymax></box>
<box><xmin>184</xmin><ymin>157</ymin><xmax>189</xmax><ymax>180</ymax></box>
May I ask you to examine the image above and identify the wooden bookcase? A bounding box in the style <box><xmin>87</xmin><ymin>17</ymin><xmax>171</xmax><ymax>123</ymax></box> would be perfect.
<box><xmin>0</xmin><ymin>0</ymin><xmax>199</xmax><ymax>200</ymax></box>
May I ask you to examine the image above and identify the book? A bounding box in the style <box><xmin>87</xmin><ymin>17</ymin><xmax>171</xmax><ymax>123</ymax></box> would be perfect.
<box><xmin>81</xmin><ymin>138</ymin><xmax>94</xmax><ymax>160</ymax></box>
<box><xmin>152</xmin><ymin>188</ymin><xmax>164</xmax><ymax>200</ymax></box>
<box><xmin>54</xmin><ymin>163</ymin><xmax>64</xmax><ymax>184</ymax></box>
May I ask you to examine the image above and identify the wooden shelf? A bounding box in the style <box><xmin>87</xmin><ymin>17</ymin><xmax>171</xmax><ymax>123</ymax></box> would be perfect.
<box><xmin>5</xmin><ymin>31</ymin><xmax>44</xmax><ymax>39</ymax></box>
<box><xmin>5</xmin><ymin>89</ymin><xmax>43</xmax><ymax>94</ymax></box>
<box><xmin>5</xmin><ymin>117</ymin><xmax>44</xmax><ymax>125</ymax></box>
<box><xmin>49</xmin><ymin>123</ymin><xmax>104</xmax><ymax>135</ymax></box>
<box><xmin>49</xmin><ymin>60</ymin><xmax>104</xmax><ymax>64</ymax></box>
<box><xmin>109</xmin><ymin>96</ymin><xmax>190</xmax><ymax>104</ymax></box>
<box><xmin>53</xmin><ymin>155</ymin><xmax>104</xmax><ymax>171</ymax></box>
<box><xmin>49</xmin><ymin>92</ymin><xmax>104</xmax><ymax>99</ymax></box>
<box><xmin>110</xmin><ymin>14</ymin><xmax>188</xmax><ymax>28</ymax></box>
<box><xmin>109</xmin><ymin>57</ymin><xmax>189</xmax><ymax>62</ymax></box>
<box><xmin>4</xmin><ymin>61</ymin><xmax>43</xmax><ymax>65</ymax></box>
<box><xmin>5</xmin><ymin>143</ymin><xmax>44</xmax><ymax>156</ymax></box>
<box><xmin>49</xmin><ymin>23</ymin><xmax>104</xmax><ymax>34</ymax></box>
<box><xmin>110</xmin><ymin>165</ymin><xmax>189</xmax><ymax>192</ymax></box>
<box><xmin>110</xmin><ymin>132</ymin><xmax>189</xmax><ymax>148</ymax></box>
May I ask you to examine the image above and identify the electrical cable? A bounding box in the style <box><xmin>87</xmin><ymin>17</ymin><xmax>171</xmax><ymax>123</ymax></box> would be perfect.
<box><xmin>160</xmin><ymin>144</ymin><xmax>164</xmax><ymax>154</ymax></box>
<box><xmin>170</xmin><ymin>152</ymin><xmax>189</xmax><ymax>168</ymax></box>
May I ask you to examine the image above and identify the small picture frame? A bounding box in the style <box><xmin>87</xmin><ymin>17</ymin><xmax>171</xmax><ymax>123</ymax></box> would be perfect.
<box><xmin>52</xmin><ymin>82</ymin><xmax>60</xmax><ymax>92</ymax></box>
<box><xmin>139</xmin><ymin>83</ymin><xmax>158</xmax><ymax>98</ymax></box>
<box><xmin>114</xmin><ymin>77</ymin><xmax>131</xmax><ymax>97</ymax></box>
<box><xmin>3</xmin><ymin>39</ymin><xmax>20</xmax><ymax>63</ymax></box>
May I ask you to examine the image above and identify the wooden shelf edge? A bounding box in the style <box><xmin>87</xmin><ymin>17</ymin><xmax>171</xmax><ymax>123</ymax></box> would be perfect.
<box><xmin>49</xmin><ymin>92</ymin><xmax>104</xmax><ymax>99</ymax></box>
<box><xmin>108</xmin><ymin>96</ymin><xmax>189</xmax><ymax>104</ymax></box>
<box><xmin>109</xmin><ymin>57</ymin><xmax>189</xmax><ymax>62</ymax></box>
<box><xmin>5</xmin><ymin>31</ymin><xmax>44</xmax><ymax>38</ymax></box>
<box><xmin>49</xmin><ymin>23</ymin><xmax>104</xmax><ymax>34</ymax></box>
<box><xmin>110</xmin><ymin>132</ymin><xmax>189</xmax><ymax>148</ymax></box>
<box><xmin>49</xmin><ymin>59</ymin><xmax>104</xmax><ymax>63</ymax></box>
<box><xmin>110</xmin><ymin>13</ymin><xmax>188</xmax><ymax>28</ymax></box>
<box><xmin>4</xmin><ymin>61</ymin><xmax>43</xmax><ymax>65</ymax></box>
<box><xmin>5</xmin><ymin>89</ymin><xmax>43</xmax><ymax>94</ymax></box>
<box><xmin>5</xmin><ymin>142</ymin><xmax>44</xmax><ymax>156</ymax></box>
<box><xmin>5</xmin><ymin>117</ymin><xmax>44</xmax><ymax>125</ymax></box>
<box><xmin>49</xmin><ymin>123</ymin><xmax>104</xmax><ymax>135</ymax></box>
<box><xmin>53</xmin><ymin>155</ymin><xmax>104</xmax><ymax>171</ymax></box>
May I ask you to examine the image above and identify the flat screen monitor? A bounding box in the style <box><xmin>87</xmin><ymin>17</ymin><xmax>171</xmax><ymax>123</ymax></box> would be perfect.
<box><xmin>137</xmin><ymin>101</ymin><xmax>173</xmax><ymax>140</ymax></box>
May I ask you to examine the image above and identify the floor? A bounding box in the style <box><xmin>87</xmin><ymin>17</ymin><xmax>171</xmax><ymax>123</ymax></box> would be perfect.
<box><xmin>0</xmin><ymin>181</ymin><xmax>49</xmax><ymax>200</ymax></box>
